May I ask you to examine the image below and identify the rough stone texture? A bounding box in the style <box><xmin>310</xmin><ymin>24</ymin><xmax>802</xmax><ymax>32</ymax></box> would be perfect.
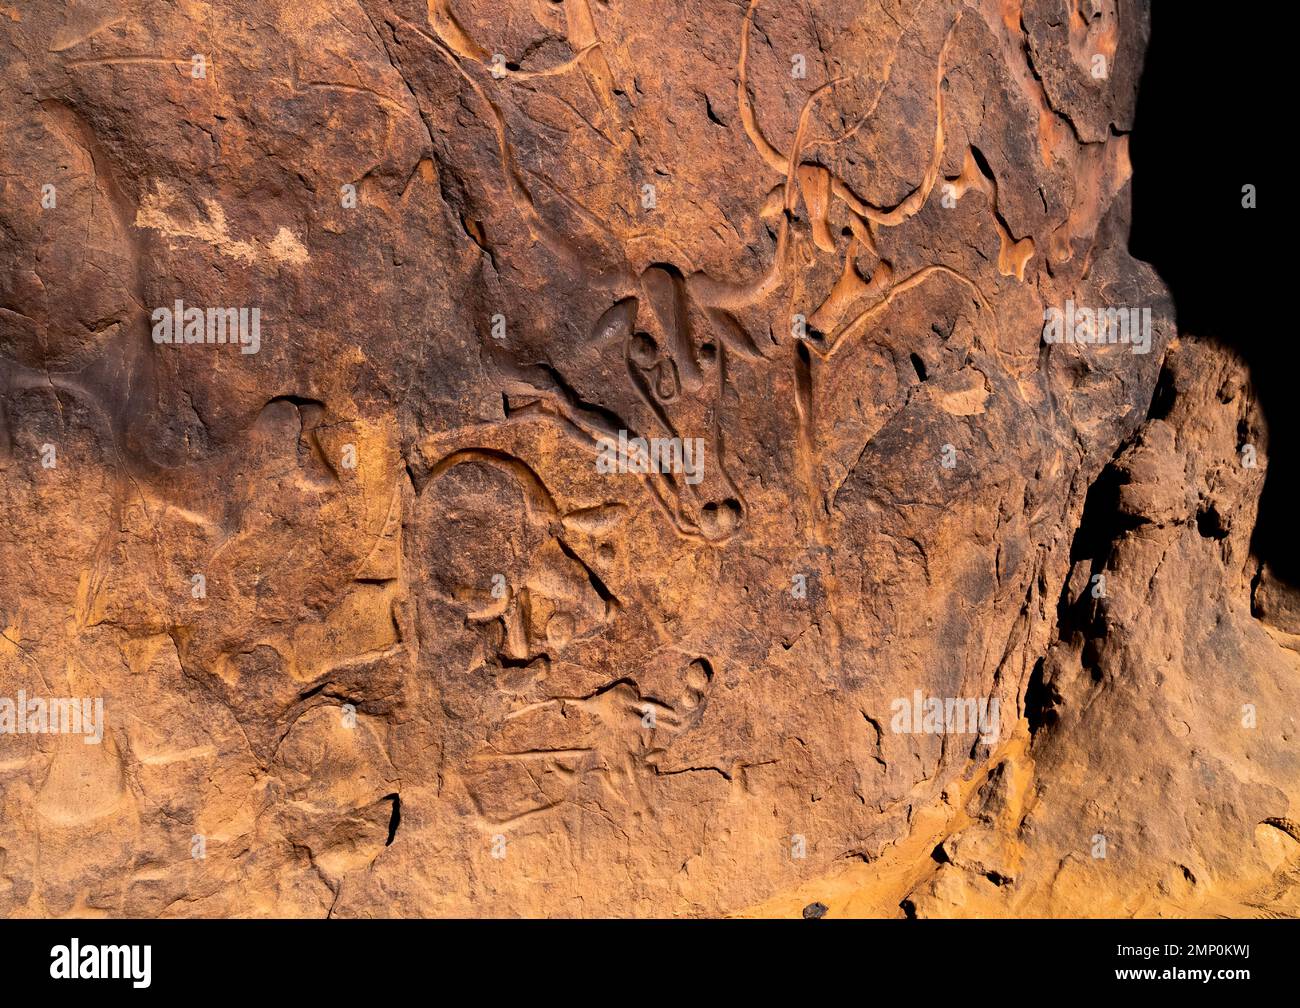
<box><xmin>0</xmin><ymin>0</ymin><xmax>1293</xmax><ymax>917</ymax></box>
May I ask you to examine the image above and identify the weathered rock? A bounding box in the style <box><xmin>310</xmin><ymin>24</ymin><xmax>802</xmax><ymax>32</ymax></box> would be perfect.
<box><xmin>0</xmin><ymin>0</ymin><xmax>1292</xmax><ymax>918</ymax></box>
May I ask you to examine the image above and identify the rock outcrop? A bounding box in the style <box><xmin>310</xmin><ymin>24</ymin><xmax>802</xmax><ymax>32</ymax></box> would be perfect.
<box><xmin>1</xmin><ymin>0</ymin><xmax>1292</xmax><ymax>917</ymax></box>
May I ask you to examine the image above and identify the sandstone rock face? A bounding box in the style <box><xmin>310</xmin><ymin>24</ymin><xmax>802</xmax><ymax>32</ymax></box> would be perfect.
<box><xmin>0</xmin><ymin>1</ymin><xmax>1292</xmax><ymax>918</ymax></box>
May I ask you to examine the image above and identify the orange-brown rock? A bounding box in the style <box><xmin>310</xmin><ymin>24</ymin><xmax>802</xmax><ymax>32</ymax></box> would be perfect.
<box><xmin>0</xmin><ymin>1</ymin><xmax>1292</xmax><ymax>918</ymax></box>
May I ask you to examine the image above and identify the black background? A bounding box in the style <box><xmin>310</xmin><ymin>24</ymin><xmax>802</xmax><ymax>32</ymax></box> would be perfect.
<box><xmin>1129</xmin><ymin>4</ymin><xmax>1283</xmax><ymax>579</ymax></box>
<box><xmin>0</xmin><ymin>918</ymin><xmax>1286</xmax><ymax>994</ymax></box>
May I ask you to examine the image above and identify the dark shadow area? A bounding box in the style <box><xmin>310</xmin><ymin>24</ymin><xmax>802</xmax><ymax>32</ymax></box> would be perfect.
<box><xmin>383</xmin><ymin>794</ymin><xmax>401</xmax><ymax>846</ymax></box>
<box><xmin>1129</xmin><ymin>5</ymin><xmax>1287</xmax><ymax>580</ymax></box>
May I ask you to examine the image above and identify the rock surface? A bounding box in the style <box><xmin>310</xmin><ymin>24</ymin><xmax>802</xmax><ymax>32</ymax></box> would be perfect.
<box><xmin>0</xmin><ymin>0</ymin><xmax>1293</xmax><ymax>917</ymax></box>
